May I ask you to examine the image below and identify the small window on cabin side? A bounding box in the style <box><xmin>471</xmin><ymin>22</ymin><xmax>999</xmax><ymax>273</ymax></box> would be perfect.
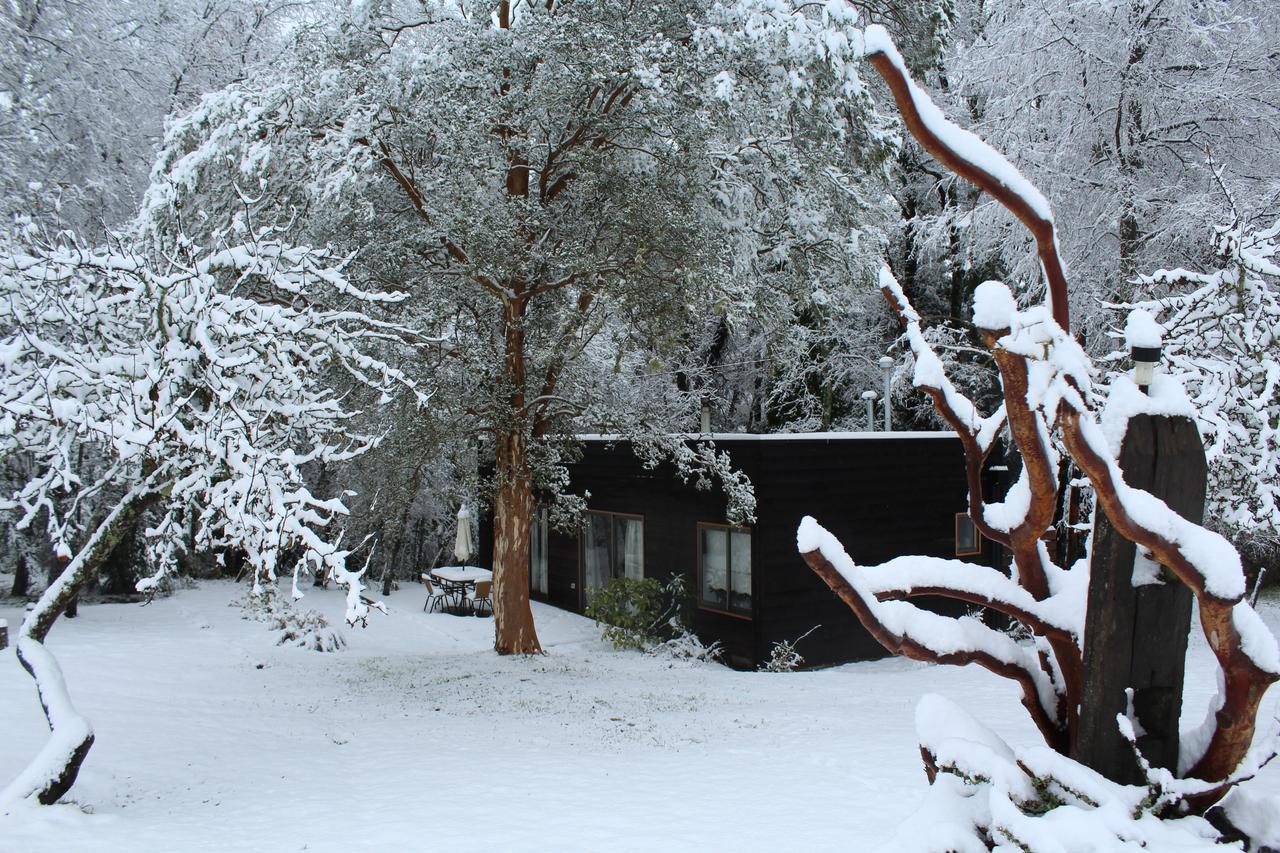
<box><xmin>581</xmin><ymin>510</ymin><xmax>643</xmax><ymax>602</ymax></box>
<box><xmin>955</xmin><ymin>512</ymin><xmax>982</xmax><ymax>557</ymax></box>
<box><xmin>698</xmin><ymin>523</ymin><xmax>752</xmax><ymax>617</ymax></box>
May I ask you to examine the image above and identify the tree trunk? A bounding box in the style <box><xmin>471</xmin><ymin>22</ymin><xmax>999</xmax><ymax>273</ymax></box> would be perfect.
<box><xmin>11</xmin><ymin>552</ymin><xmax>29</xmax><ymax>598</ymax></box>
<box><xmin>491</xmin><ymin>429</ymin><xmax>541</xmax><ymax>655</ymax></box>
<box><xmin>2</xmin><ymin>482</ymin><xmax>159</xmax><ymax>806</ymax></box>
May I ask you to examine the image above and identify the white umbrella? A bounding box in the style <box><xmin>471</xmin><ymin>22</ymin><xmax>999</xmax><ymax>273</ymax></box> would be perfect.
<box><xmin>453</xmin><ymin>503</ymin><xmax>474</xmax><ymax>564</ymax></box>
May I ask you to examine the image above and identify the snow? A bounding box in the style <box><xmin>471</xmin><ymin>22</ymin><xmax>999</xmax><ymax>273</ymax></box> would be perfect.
<box><xmin>2</xmin><ymin>582</ymin><xmax>1279</xmax><ymax>851</ymax></box>
<box><xmin>577</xmin><ymin>430</ymin><xmax>959</xmax><ymax>442</ymax></box>
<box><xmin>971</xmin><ymin>280</ymin><xmax>1018</xmax><ymax>331</ymax></box>
<box><xmin>1124</xmin><ymin>308</ymin><xmax>1163</xmax><ymax>351</ymax></box>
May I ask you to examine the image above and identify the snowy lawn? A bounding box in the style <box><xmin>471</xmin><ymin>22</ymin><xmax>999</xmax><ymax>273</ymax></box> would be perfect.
<box><xmin>2</xmin><ymin>581</ymin><xmax>1278</xmax><ymax>852</ymax></box>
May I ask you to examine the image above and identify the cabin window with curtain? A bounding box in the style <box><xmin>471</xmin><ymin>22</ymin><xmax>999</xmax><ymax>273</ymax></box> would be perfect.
<box><xmin>530</xmin><ymin>506</ymin><xmax>549</xmax><ymax>596</ymax></box>
<box><xmin>581</xmin><ymin>510</ymin><xmax>643</xmax><ymax>602</ymax></box>
<box><xmin>697</xmin><ymin>523</ymin><xmax>752</xmax><ymax>617</ymax></box>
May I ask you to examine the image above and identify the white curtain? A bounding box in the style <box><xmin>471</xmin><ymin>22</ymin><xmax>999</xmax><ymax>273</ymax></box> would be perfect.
<box><xmin>701</xmin><ymin>527</ymin><xmax>728</xmax><ymax>608</ymax></box>
<box><xmin>622</xmin><ymin>517</ymin><xmax>643</xmax><ymax>580</ymax></box>
<box><xmin>583</xmin><ymin>513</ymin><xmax>611</xmax><ymax>598</ymax></box>
<box><xmin>730</xmin><ymin>530</ymin><xmax>752</xmax><ymax>612</ymax></box>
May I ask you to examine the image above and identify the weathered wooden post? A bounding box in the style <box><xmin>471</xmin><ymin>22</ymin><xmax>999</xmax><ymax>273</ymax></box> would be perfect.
<box><xmin>1075</xmin><ymin>315</ymin><xmax>1206</xmax><ymax>784</ymax></box>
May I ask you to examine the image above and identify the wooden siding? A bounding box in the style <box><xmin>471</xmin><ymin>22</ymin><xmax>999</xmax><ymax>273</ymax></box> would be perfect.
<box><xmin>480</xmin><ymin>434</ymin><xmax>993</xmax><ymax>669</ymax></box>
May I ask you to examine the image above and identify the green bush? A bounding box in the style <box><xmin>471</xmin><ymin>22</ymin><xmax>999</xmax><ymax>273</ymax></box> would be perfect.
<box><xmin>584</xmin><ymin>576</ymin><xmax>684</xmax><ymax>650</ymax></box>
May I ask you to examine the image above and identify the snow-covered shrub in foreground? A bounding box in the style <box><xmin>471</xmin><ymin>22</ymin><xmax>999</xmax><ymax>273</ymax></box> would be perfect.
<box><xmin>884</xmin><ymin>695</ymin><xmax>1257</xmax><ymax>852</ymax></box>
<box><xmin>239</xmin><ymin>586</ymin><xmax>346</xmax><ymax>653</ymax></box>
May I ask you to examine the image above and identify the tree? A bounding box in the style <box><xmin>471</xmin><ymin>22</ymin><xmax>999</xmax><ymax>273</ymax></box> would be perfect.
<box><xmin>798</xmin><ymin>26</ymin><xmax>1278</xmax><ymax>844</ymax></box>
<box><xmin>906</xmin><ymin>0</ymin><xmax>1280</xmax><ymax>338</ymax></box>
<box><xmin>0</xmin><ymin>0</ymin><xmax>313</xmax><ymax>231</ymax></box>
<box><xmin>1108</xmin><ymin>217</ymin><xmax>1280</xmax><ymax>582</ymax></box>
<box><xmin>0</xmin><ymin>218</ymin><xmax>420</xmax><ymax>805</ymax></box>
<box><xmin>137</xmin><ymin>0</ymin><xmax>903</xmax><ymax>654</ymax></box>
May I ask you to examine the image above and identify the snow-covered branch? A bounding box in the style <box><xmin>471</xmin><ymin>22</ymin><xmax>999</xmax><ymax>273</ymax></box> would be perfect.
<box><xmin>0</xmin><ymin>220</ymin><xmax>423</xmax><ymax>803</ymax></box>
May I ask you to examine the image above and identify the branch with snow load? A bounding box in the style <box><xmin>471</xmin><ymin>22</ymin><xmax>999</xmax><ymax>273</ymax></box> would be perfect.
<box><xmin>800</xmin><ymin>24</ymin><xmax>1279</xmax><ymax>815</ymax></box>
<box><xmin>882</xmin><ymin>267</ymin><xmax>1083</xmax><ymax>716</ymax></box>
<box><xmin>0</xmin><ymin>226</ymin><xmax>424</xmax><ymax>805</ymax></box>
<box><xmin>862</xmin><ymin>23</ymin><xmax>1070</xmax><ymax>332</ymax></box>
<box><xmin>798</xmin><ymin>517</ymin><xmax>1070</xmax><ymax>750</ymax></box>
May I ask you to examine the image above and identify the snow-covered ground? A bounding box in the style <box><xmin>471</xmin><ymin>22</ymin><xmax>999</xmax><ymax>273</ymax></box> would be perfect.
<box><xmin>1</xmin><ymin>581</ymin><xmax>1278</xmax><ymax>852</ymax></box>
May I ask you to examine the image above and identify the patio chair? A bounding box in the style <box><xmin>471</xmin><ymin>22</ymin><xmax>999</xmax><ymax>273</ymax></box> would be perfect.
<box><xmin>467</xmin><ymin>580</ymin><xmax>493</xmax><ymax>617</ymax></box>
<box><xmin>421</xmin><ymin>574</ymin><xmax>448</xmax><ymax>613</ymax></box>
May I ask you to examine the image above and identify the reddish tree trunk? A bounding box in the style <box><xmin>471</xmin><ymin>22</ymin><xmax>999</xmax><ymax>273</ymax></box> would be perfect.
<box><xmin>492</xmin><ymin>429</ymin><xmax>541</xmax><ymax>655</ymax></box>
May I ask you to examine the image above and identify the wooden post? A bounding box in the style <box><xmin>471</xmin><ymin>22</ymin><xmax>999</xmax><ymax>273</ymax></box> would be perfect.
<box><xmin>1075</xmin><ymin>413</ymin><xmax>1206</xmax><ymax>783</ymax></box>
<box><xmin>0</xmin><ymin>618</ymin><xmax>7</xmax><ymax>651</ymax></box>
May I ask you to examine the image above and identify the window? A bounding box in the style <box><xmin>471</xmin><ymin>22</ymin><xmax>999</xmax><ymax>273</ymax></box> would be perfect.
<box><xmin>698</xmin><ymin>523</ymin><xmax>752</xmax><ymax>617</ymax></box>
<box><xmin>581</xmin><ymin>511</ymin><xmax>643</xmax><ymax>602</ymax></box>
<box><xmin>530</xmin><ymin>506</ymin><xmax>548</xmax><ymax>596</ymax></box>
<box><xmin>955</xmin><ymin>512</ymin><xmax>982</xmax><ymax>556</ymax></box>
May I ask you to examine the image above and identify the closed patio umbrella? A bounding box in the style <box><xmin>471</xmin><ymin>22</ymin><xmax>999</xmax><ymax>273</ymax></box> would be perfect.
<box><xmin>453</xmin><ymin>503</ymin><xmax>474</xmax><ymax>564</ymax></box>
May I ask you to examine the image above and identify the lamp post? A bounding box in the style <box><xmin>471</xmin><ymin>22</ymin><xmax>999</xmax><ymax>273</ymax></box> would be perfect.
<box><xmin>879</xmin><ymin>356</ymin><xmax>894</xmax><ymax>431</ymax></box>
<box><xmin>861</xmin><ymin>390</ymin><xmax>877</xmax><ymax>431</ymax></box>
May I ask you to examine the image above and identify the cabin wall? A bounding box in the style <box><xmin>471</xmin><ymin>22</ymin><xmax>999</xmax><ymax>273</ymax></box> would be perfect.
<box><xmin>479</xmin><ymin>435</ymin><xmax>993</xmax><ymax>669</ymax></box>
<box><xmin>749</xmin><ymin>435</ymin><xmax>975</xmax><ymax>668</ymax></box>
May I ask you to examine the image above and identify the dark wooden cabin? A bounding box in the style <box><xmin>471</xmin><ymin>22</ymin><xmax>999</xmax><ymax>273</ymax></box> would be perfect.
<box><xmin>479</xmin><ymin>432</ymin><xmax>1003</xmax><ymax>669</ymax></box>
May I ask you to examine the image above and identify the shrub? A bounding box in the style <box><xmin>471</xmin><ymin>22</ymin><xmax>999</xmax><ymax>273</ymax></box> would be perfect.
<box><xmin>585</xmin><ymin>575</ymin><xmax>688</xmax><ymax>651</ymax></box>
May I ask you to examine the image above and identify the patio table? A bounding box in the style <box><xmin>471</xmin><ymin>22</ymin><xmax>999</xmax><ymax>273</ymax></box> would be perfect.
<box><xmin>429</xmin><ymin>566</ymin><xmax>492</xmax><ymax>614</ymax></box>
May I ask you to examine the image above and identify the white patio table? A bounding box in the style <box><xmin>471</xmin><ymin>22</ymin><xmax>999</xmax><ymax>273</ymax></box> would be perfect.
<box><xmin>429</xmin><ymin>566</ymin><xmax>492</xmax><ymax>614</ymax></box>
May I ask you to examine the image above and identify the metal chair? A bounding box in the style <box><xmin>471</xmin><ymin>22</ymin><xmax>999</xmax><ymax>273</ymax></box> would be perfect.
<box><xmin>467</xmin><ymin>580</ymin><xmax>493</xmax><ymax>616</ymax></box>
<box><xmin>421</xmin><ymin>574</ymin><xmax>447</xmax><ymax>613</ymax></box>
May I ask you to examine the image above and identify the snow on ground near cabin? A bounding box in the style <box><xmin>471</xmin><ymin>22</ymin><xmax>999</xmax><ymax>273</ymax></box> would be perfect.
<box><xmin>1</xmin><ymin>582</ymin><xmax>1278</xmax><ymax>853</ymax></box>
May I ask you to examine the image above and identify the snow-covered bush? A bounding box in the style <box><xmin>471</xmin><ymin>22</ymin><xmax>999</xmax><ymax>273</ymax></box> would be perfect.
<box><xmin>883</xmin><ymin>694</ymin><xmax>1271</xmax><ymax>852</ymax></box>
<box><xmin>759</xmin><ymin>625</ymin><xmax>820</xmax><ymax>672</ymax></box>
<box><xmin>648</xmin><ymin>629</ymin><xmax>723</xmax><ymax>665</ymax></box>
<box><xmin>1106</xmin><ymin>219</ymin><xmax>1280</xmax><ymax>561</ymax></box>
<box><xmin>238</xmin><ymin>585</ymin><xmax>346</xmax><ymax>653</ymax></box>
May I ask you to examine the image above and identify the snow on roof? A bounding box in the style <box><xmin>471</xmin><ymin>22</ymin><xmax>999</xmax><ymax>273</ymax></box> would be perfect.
<box><xmin>575</xmin><ymin>431</ymin><xmax>960</xmax><ymax>442</ymax></box>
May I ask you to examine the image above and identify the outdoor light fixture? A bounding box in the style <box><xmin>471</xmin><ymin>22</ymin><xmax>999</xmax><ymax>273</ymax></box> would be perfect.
<box><xmin>1126</xmin><ymin>309</ymin><xmax>1164</xmax><ymax>395</ymax></box>
<box><xmin>861</xmin><ymin>390</ymin><xmax>877</xmax><ymax>431</ymax></box>
<box><xmin>700</xmin><ymin>399</ymin><xmax>712</xmax><ymax>434</ymax></box>
<box><xmin>879</xmin><ymin>356</ymin><xmax>895</xmax><ymax>432</ymax></box>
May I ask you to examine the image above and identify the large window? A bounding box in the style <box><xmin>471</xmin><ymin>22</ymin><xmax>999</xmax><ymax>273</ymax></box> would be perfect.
<box><xmin>530</xmin><ymin>506</ymin><xmax>549</xmax><ymax>596</ymax></box>
<box><xmin>698</xmin><ymin>523</ymin><xmax>752</xmax><ymax>617</ymax></box>
<box><xmin>581</xmin><ymin>511</ymin><xmax>643</xmax><ymax>602</ymax></box>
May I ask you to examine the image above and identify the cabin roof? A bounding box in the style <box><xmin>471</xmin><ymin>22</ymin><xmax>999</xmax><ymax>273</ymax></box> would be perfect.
<box><xmin>574</xmin><ymin>431</ymin><xmax>959</xmax><ymax>442</ymax></box>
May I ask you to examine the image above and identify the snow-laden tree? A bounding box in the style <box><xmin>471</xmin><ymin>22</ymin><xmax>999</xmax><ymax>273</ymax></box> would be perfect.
<box><xmin>799</xmin><ymin>26</ymin><xmax>1278</xmax><ymax>846</ymax></box>
<box><xmin>0</xmin><ymin>219</ymin><xmax>422</xmax><ymax>806</ymax></box>
<box><xmin>0</xmin><ymin>0</ymin><xmax>314</xmax><ymax>230</ymax></box>
<box><xmin>903</xmin><ymin>0</ymin><xmax>1280</xmax><ymax>338</ymax></box>
<box><xmin>1107</xmin><ymin>220</ymin><xmax>1280</xmax><ymax>568</ymax></box>
<box><xmin>135</xmin><ymin>0</ymin><xmax>909</xmax><ymax>654</ymax></box>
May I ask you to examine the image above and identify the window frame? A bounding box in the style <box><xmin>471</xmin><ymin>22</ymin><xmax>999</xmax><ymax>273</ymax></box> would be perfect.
<box><xmin>696</xmin><ymin>522</ymin><xmax>753</xmax><ymax>620</ymax></box>
<box><xmin>955</xmin><ymin>512</ymin><xmax>983</xmax><ymax>557</ymax></box>
<box><xmin>578</xmin><ymin>509</ymin><xmax>645</xmax><ymax>608</ymax></box>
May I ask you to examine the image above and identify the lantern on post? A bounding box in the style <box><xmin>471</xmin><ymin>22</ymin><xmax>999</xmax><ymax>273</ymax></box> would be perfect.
<box><xmin>1125</xmin><ymin>309</ymin><xmax>1163</xmax><ymax>394</ymax></box>
<box><xmin>878</xmin><ymin>356</ymin><xmax>895</xmax><ymax>431</ymax></box>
